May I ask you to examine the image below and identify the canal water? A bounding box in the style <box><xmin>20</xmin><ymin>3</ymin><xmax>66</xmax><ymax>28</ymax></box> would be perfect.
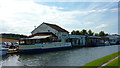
<box><xmin>1</xmin><ymin>45</ymin><xmax>120</xmax><ymax>66</ymax></box>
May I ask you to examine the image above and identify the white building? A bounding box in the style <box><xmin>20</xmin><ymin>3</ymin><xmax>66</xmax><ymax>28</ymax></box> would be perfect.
<box><xmin>69</xmin><ymin>35</ymin><xmax>86</xmax><ymax>46</ymax></box>
<box><xmin>106</xmin><ymin>34</ymin><xmax>120</xmax><ymax>44</ymax></box>
<box><xmin>31</xmin><ymin>22</ymin><xmax>69</xmax><ymax>42</ymax></box>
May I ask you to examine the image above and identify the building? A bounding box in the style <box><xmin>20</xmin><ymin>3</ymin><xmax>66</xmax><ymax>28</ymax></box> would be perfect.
<box><xmin>31</xmin><ymin>22</ymin><xmax>111</xmax><ymax>46</ymax></box>
<box><xmin>31</xmin><ymin>22</ymin><xmax>69</xmax><ymax>42</ymax></box>
<box><xmin>106</xmin><ymin>34</ymin><xmax>120</xmax><ymax>44</ymax></box>
<box><xmin>86</xmin><ymin>36</ymin><xmax>109</xmax><ymax>46</ymax></box>
<box><xmin>69</xmin><ymin>35</ymin><xmax>86</xmax><ymax>46</ymax></box>
<box><xmin>69</xmin><ymin>35</ymin><xmax>109</xmax><ymax>47</ymax></box>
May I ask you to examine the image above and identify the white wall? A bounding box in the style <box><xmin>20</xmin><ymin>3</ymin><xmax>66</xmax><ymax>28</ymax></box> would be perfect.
<box><xmin>69</xmin><ymin>35</ymin><xmax>86</xmax><ymax>46</ymax></box>
<box><xmin>32</xmin><ymin>23</ymin><xmax>58</xmax><ymax>35</ymax></box>
<box><xmin>57</xmin><ymin>32</ymin><xmax>69</xmax><ymax>42</ymax></box>
<box><xmin>58</xmin><ymin>32</ymin><xmax>69</xmax><ymax>39</ymax></box>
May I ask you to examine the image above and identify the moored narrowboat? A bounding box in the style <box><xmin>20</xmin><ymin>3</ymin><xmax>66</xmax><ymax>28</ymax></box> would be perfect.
<box><xmin>18</xmin><ymin>35</ymin><xmax>72</xmax><ymax>53</ymax></box>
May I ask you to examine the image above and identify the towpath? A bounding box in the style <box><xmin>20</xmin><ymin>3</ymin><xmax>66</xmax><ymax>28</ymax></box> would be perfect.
<box><xmin>98</xmin><ymin>55</ymin><xmax>120</xmax><ymax>68</ymax></box>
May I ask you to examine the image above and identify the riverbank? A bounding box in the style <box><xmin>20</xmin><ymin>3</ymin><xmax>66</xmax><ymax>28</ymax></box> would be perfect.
<box><xmin>105</xmin><ymin>57</ymin><xmax>119</xmax><ymax>66</ymax></box>
<box><xmin>83</xmin><ymin>51</ymin><xmax>120</xmax><ymax>67</ymax></box>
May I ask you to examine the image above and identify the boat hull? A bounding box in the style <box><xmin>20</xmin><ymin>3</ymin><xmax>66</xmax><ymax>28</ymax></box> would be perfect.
<box><xmin>0</xmin><ymin>49</ymin><xmax>8</xmax><ymax>55</ymax></box>
<box><xmin>18</xmin><ymin>42</ymin><xmax>72</xmax><ymax>53</ymax></box>
<box><xmin>2</xmin><ymin>51</ymin><xmax>8</xmax><ymax>55</ymax></box>
<box><xmin>18</xmin><ymin>46</ymin><xmax>72</xmax><ymax>53</ymax></box>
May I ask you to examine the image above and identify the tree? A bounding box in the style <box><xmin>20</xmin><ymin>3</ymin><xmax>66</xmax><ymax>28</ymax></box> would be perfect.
<box><xmin>71</xmin><ymin>29</ymin><xmax>109</xmax><ymax>36</ymax></box>
<box><xmin>71</xmin><ymin>30</ymin><xmax>76</xmax><ymax>35</ymax></box>
<box><xmin>76</xmin><ymin>30</ymin><xmax>80</xmax><ymax>35</ymax></box>
<box><xmin>80</xmin><ymin>29</ymin><xmax>88</xmax><ymax>35</ymax></box>
<box><xmin>99</xmin><ymin>31</ymin><xmax>105</xmax><ymax>36</ymax></box>
<box><xmin>88</xmin><ymin>29</ymin><xmax>94</xmax><ymax>36</ymax></box>
<box><xmin>94</xmin><ymin>33</ymin><xmax>99</xmax><ymax>36</ymax></box>
<box><xmin>105</xmin><ymin>33</ymin><xmax>109</xmax><ymax>36</ymax></box>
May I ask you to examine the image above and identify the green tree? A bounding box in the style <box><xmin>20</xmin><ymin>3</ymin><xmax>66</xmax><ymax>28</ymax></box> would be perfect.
<box><xmin>71</xmin><ymin>30</ymin><xmax>76</xmax><ymax>35</ymax></box>
<box><xmin>80</xmin><ymin>29</ymin><xmax>88</xmax><ymax>35</ymax></box>
<box><xmin>94</xmin><ymin>33</ymin><xmax>99</xmax><ymax>36</ymax></box>
<box><xmin>71</xmin><ymin>29</ymin><xmax>109</xmax><ymax>36</ymax></box>
<box><xmin>99</xmin><ymin>31</ymin><xmax>105</xmax><ymax>36</ymax></box>
<box><xmin>105</xmin><ymin>33</ymin><xmax>109</xmax><ymax>36</ymax></box>
<box><xmin>88</xmin><ymin>29</ymin><xmax>94</xmax><ymax>36</ymax></box>
<box><xmin>79</xmin><ymin>31</ymin><xmax>83</xmax><ymax>35</ymax></box>
<box><xmin>76</xmin><ymin>30</ymin><xmax>80</xmax><ymax>35</ymax></box>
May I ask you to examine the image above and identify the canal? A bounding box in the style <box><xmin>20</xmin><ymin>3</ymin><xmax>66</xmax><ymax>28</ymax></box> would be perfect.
<box><xmin>1</xmin><ymin>45</ymin><xmax>120</xmax><ymax>66</ymax></box>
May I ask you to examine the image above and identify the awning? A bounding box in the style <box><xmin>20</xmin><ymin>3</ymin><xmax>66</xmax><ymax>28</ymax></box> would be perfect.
<box><xmin>20</xmin><ymin>35</ymin><xmax>51</xmax><ymax>40</ymax></box>
<box><xmin>30</xmin><ymin>35</ymin><xmax>51</xmax><ymax>39</ymax></box>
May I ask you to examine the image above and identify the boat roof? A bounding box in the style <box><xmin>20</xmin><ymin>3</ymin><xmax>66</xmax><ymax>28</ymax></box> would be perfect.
<box><xmin>20</xmin><ymin>35</ymin><xmax>51</xmax><ymax>40</ymax></box>
<box><xmin>88</xmin><ymin>36</ymin><xmax>101</xmax><ymax>38</ymax></box>
<box><xmin>69</xmin><ymin>35</ymin><xmax>86</xmax><ymax>38</ymax></box>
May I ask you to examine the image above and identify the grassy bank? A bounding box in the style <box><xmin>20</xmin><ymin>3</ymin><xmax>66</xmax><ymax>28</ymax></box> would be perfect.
<box><xmin>83</xmin><ymin>51</ymin><xmax>120</xmax><ymax>66</ymax></box>
<box><xmin>105</xmin><ymin>58</ymin><xmax>119</xmax><ymax>66</ymax></box>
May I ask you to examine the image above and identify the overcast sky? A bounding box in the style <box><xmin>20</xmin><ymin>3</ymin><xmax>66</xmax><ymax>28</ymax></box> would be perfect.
<box><xmin>0</xmin><ymin>0</ymin><xmax>118</xmax><ymax>36</ymax></box>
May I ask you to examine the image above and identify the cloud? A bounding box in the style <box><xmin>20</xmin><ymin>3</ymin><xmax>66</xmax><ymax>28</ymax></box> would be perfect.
<box><xmin>0</xmin><ymin>0</ymin><xmax>82</xmax><ymax>35</ymax></box>
<box><xmin>84</xmin><ymin>22</ymin><xmax>94</xmax><ymax>25</ymax></box>
<box><xmin>95</xmin><ymin>24</ymin><xmax>107</xmax><ymax>29</ymax></box>
<box><xmin>51</xmin><ymin>6</ymin><xmax>64</xmax><ymax>9</ymax></box>
<box><xmin>35</xmin><ymin>0</ymin><xmax>119</xmax><ymax>2</ymax></box>
<box><xmin>0</xmin><ymin>0</ymin><xmax>117</xmax><ymax>35</ymax></box>
<box><xmin>86</xmin><ymin>8</ymin><xmax>118</xmax><ymax>13</ymax></box>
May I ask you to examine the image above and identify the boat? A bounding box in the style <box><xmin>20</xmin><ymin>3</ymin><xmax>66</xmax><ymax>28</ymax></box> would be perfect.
<box><xmin>18</xmin><ymin>35</ymin><xmax>72</xmax><ymax>53</ymax></box>
<box><xmin>95</xmin><ymin>41</ymin><xmax>110</xmax><ymax>46</ymax></box>
<box><xmin>0</xmin><ymin>48</ymin><xmax>8</xmax><ymax>55</ymax></box>
<box><xmin>7</xmin><ymin>49</ymin><xmax>18</xmax><ymax>54</ymax></box>
<box><xmin>0</xmin><ymin>43</ymin><xmax>9</xmax><ymax>55</ymax></box>
<box><xmin>109</xmin><ymin>41</ymin><xmax>117</xmax><ymax>45</ymax></box>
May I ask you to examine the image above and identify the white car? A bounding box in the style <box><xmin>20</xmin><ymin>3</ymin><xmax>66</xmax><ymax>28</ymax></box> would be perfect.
<box><xmin>1</xmin><ymin>42</ymin><xmax>11</xmax><ymax>48</ymax></box>
<box><xmin>7</xmin><ymin>42</ymin><xmax>12</xmax><ymax>46</ymax></box>
<box><xmin>13</xmin><ymin>42</ymin><xmax>19</xmax><ymax>46</ymax></box>
<box><xmin>0</xmin><ymin>42</ymin><xmax>6</xmax><ymax>47</ymax></box>
<box><xmin>0</xmin><ymin>42</ymin><xmax>7</xmax><ymax>48</ymax></box>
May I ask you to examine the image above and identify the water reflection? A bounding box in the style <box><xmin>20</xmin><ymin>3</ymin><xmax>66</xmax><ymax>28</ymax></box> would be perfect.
<box><xmin>2</xmin><ymin>45</ymin><xmax>119</xmax><ymax>66</ymax></box>
<box><xmin>2</xmin><ymin>54</ymin><xmax>22</xmax><ymax>66</ymax></box>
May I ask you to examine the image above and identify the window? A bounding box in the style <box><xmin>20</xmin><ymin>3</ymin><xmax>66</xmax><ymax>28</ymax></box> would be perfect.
<box><xmin>26</xmin><ymin>40</ymin><xmax>30</xmax><ymax>45</ymax></box>
<box><xmin>36</xmin><ymin>40</ymin><xmax>41</xmax><ymax>43</ymax></box>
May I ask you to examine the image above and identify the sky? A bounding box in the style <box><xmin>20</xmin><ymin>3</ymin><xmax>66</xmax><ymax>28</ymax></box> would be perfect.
<box><xmin>0</xmin><ymin>0</ymin><xmax>118</xmax><ymax>36</ymax></box>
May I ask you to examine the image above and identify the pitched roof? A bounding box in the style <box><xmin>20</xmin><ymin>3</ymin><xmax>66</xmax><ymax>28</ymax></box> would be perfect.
<box><xmin>43</xmin><ymin>22</ymin><xmax>69</xmax><ymax>33</ymax></box>
<box><xmin>31</xmin><ymin>22</ymin><xmax>69</xmax><ymax>33</ymax></box>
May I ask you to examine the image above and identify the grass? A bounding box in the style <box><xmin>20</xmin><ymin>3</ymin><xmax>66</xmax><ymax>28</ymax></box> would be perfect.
<box><xmin>83</xmin><ymin>51</ymin><xmax>120</xmax><ymax>66</ymax></box>
<box><xmin>105</xmin><ymin>58</ymin><xmax>119</xmax><ymax>66</ymax></box>
<box><xmin>101</xmin><ymin>57</ymin><xmax>120</xmax><ymax>68</ymax></box>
